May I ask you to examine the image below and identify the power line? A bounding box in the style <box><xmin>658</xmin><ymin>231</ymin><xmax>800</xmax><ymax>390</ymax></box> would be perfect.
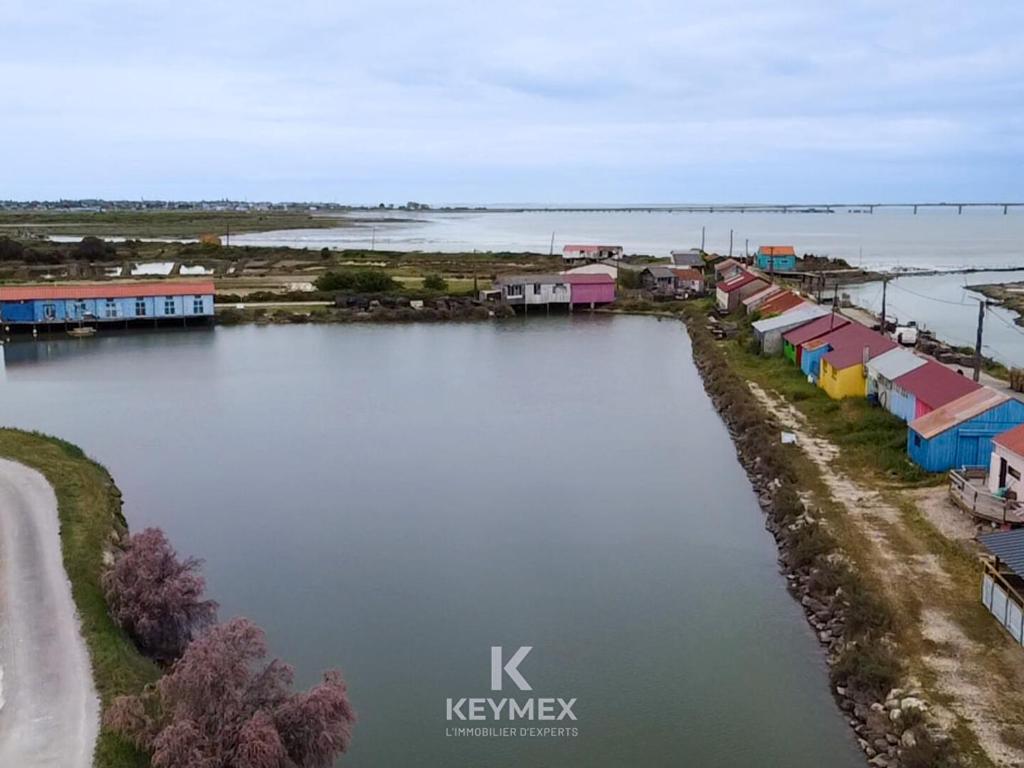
<box><xmin>887</xmin><ymin>280</ymin><xmax>973</xmax><ymax>307</ymax></box>
<box><xmin>843</xmin><ymin>279</ymin><xmax>1020</xmax><ymax>362</ymax></box>
<box><xmin>987</xmin><ymin>306</ymin><xmax>1024</xmax><ymax>338</ymax></box>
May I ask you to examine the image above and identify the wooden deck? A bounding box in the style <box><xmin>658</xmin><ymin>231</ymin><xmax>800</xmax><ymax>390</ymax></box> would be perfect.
<box><xmin>949</xmin><ymin>469</ymin><xmax>1024</xmax><ymax>525</ymax></box>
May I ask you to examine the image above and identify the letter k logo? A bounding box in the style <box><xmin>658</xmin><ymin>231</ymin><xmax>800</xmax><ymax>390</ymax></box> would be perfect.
<box><xmin>490</xmin><ymin>646</ymin><xmax>532</xmax><ymax>691</ymax></box>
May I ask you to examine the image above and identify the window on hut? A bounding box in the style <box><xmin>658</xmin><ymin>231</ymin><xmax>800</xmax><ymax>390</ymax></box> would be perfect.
<box><xmin>164</xmin><ymin>297</ymin><xmax>176</xmax><ymax>315</ymax></box>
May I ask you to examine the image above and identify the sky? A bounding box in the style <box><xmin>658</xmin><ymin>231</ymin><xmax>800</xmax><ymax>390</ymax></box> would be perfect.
<box><xmin>1</xmin><ymin>0</ymin><xmax>1022</xmax><ymax>204</ymax></box>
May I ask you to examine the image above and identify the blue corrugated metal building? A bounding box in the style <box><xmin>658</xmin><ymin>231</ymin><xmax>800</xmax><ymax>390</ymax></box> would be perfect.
<box><xmin>908</xmin><ymin>388</ymin><xmax>1024</xmax><ymax>472</ymax></box>
<box><xmin>0</xmin><ymin>281</ymin><xmax>215</xmax><ymax>327</ymax></box>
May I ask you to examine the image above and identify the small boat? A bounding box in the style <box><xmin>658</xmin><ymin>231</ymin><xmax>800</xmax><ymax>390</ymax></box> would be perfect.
<box><xmin>67</xmin><ymin>326</ymin><xmax>97</xmax><ymax>338</ymax></box>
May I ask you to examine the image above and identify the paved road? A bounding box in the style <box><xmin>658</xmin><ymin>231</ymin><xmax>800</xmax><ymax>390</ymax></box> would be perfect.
<box><xmin>0</xmin><ymin>459</ymin><xmax>99</xmax><ymax>767</ymax></box>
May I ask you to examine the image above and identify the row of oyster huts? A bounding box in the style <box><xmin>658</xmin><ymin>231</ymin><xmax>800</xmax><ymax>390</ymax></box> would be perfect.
<box><xmin>712</xmin><ymin>254</ymin><xmax>1024</xmax><ymax>649</ymax></box>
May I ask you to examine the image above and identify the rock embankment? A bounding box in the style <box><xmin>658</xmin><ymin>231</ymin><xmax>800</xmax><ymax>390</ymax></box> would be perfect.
<box><xmin>682</xmin><ymin>311</ymin><xmax>960</xmax><ymax>768</ymax></box>
<box><xmin>218</xmin><ymin>296</ymin><xmax>517</xmax><ymax>325</ymax></box>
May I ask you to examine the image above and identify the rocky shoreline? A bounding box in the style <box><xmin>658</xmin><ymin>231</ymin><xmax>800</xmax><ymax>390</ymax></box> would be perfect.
<box><xmin>974</xmin><ymin>282</ymin><xmax>1024</xmax><ymax>328</ymax></box>
<box><xmin>680</xmin><ymin>309</ymin><xmax>960</xmax><ymax>768</ymax></box>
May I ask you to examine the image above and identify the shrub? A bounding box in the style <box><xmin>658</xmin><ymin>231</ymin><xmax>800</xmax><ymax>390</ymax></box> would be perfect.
<box><xmin>316</xmin><ymin>269</ymin><xmax>396</xmax><ymax>293</ymax></box>
<box><xmin>422</xmin><ymin>274</ymin><xmax>447</xmax><ymax>291</ymax></box>
<box><xmin>107</xmin><ymin>618</ymin><xmax>355</xmax><ymax>768</ymax></box>
<box><xmin>840</xmin><ymin>573</ymin><xmax>894</xmax><ymax>636</ymax></box>
<box><xmin>72</xmin><ymin>235</ymin><xmax>117</xmax><ymax>260</ymax></box>
<box><xmin>102</xmin><ymin>528</ymin><xmax>218</xmax><ymax>661</ymax></box>
<box><xmin>785</xmin><ymin>524</ymin><xmax>834</xmax><ymax>569</ymax></box>
<box><xmin>0</xmin><ymin>236</ymin><xmax>25</xmax><ymax>261</ymax></box>
<box><xmin>617</xmin><ymin>270</ymin><xmax>641</xmax><ymax>290</ymax></box>
<box><xmin>901</xmin><ymin>733</ymin><xmax>959</xmax><ymax>768</ymax></box>
<box><xmin>830</xmin><ymin>642</ymin><xmax>901</xmax><ymax>697</ymax></box>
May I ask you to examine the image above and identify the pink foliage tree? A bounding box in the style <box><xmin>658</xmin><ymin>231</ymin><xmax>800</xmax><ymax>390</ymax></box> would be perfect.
<box><xmin>103</xmin><ymin>527</ymin><xmax>219</xmax><ymax>661</ymax></box>
<box><xmin>107</xmin><ymin>618</ymin><xmax>356</xmax><ymax>768</ymax></box>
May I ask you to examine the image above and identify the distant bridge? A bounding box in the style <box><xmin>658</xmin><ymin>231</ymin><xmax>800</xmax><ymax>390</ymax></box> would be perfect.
<box><xmin>500</xmin><ymin>203</ymin><xmax>1022</xmax><ymax>215</ymax></box>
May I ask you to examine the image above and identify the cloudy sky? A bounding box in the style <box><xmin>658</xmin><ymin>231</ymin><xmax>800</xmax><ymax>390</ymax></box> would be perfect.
<box><xmin>1</xmin><ymin>0</ymin><xmax>1021</xmax><ymax>203</ymax></box>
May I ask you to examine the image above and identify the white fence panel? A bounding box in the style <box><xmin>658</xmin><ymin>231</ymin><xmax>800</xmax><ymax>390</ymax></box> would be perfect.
<box><xmin>992</xmin><ymin>585</ymin><xmax>1009</xmax><ymax>626</ymax></box>
<box><xmin>1007</xmin><ymin>600</ymin><xmax>1024</xmax><ymax>645</ymax></box>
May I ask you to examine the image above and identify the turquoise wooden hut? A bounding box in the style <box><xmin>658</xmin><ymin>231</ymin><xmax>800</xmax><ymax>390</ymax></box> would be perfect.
<box><xmin>908</xmin><ymin>388</ymin><xmax>1024</xmax><ymax>472</ymax></box>
<box><xmin>755</xmin><ymin>246</ymin><xmax>797</xmax><ymax>272</ymax></box>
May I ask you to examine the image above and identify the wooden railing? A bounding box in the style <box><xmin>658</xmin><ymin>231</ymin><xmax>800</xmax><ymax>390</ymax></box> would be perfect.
<box><xmin>949</xmin><ymin>469</ymin><xmax>1024</xmax><ymax>525</ymax></box>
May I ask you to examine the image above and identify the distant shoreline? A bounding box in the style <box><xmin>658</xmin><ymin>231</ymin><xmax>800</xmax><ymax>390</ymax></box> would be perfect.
<box><xmin>973</xmin><ymin>282</ymin><xmax>1024</xmax><ymax>327</ymax></box>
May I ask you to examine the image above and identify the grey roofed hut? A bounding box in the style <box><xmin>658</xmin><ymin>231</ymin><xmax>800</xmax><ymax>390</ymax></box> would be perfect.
<box><xmin>640</xmin><ymin>265</ymin><xmax>678</xmax><ymax>295</ymax></box>
<box><xmin>750</xmin><ymin>305</ymin><xmax>830</xmax><ymax>355</ymax></box>
<box><xmin>979</xmin><ymin>529</ymin><xmax>1024</xmax><ymax>646</ymax></box>
<box><xmin>670</xmin><ymin>249</ymin><xmax>703</xmax><ymax>267</ymax></box>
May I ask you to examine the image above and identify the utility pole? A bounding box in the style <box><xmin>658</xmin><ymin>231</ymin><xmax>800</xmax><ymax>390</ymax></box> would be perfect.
<box><xmin>973</xmin><ymin>300</ymin><xmax>987</xmax><ymax>383</ymax></box>
<box><xmin>744</xmin><ymin>238</ymin><xmax>749</xmax><ymax>260</ymax></box>
<box><xmin>728</xmin><ymin>229</ymin><xmax>733</xmax><ymax>258</ymax></box>
<box><xmin>833</xmin><ymin>283</ymin><xmax>839</xmax><ymax>312</ymax></box>
<box><xmin>225</xmin><ymin>223</ymin><xmax>230</xmax><ymax>248</ymax></box>
<box><xmin>879</xmin><ymin>277</ymin><xmax>889</xmax><ymax>335</ymax></box>
<box><xmin>371</xmin><ymin>226</ymin><xmax>376</xmax><ymax>251</ymax></box>
<box><xmin>549</xmin><ymin>232</ymin><xmax>555</xmax><ymax>257</ymax></box>
<box><xmin>700</xmin><ymin>226</ymin><xmax>706</xmax><ymax>252</ymax></box>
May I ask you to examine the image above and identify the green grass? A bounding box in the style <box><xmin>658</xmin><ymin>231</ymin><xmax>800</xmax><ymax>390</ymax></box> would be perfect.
<box><xmin>0</xmin><ymin>429</ymin><xmax>157</xmax><ymax>767</ymax></box>
<box><xmin>688</xmin><ymin>303</ymin><xmax>935</xmax><ymax>485</ymax></box>
<box><xmin>734</xmin><ymin>351</ymin><xmax>929</xmax><ymax>482</ymax></box>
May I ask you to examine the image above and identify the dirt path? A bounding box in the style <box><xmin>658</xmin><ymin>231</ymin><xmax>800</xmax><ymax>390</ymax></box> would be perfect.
<box><xmin>749</xmin><ymin>382</ymin><xmax>1024</xmax><ymax>767</ymax></box>
<box><xmin>0</xmin><ymin>458</ymin><xmax>99</xmax><ymax>767</ymax></box>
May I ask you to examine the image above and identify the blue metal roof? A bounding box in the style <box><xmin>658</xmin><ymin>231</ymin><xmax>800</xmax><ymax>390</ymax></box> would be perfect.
<box><xmin>980</xmin><ymin>529</ymin><xmax>1024</xmax><ymax>578</ymax></box>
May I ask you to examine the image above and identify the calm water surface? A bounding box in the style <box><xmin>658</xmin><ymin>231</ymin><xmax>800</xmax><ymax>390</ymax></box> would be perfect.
<box><xmin>233</xmin><ymin>208</ymin><xmax>1024</xmax><ymax>271</ymax></box>
<box><xmin>844</xmin><ymin>270</ymin><xmax>1024</xmax><ymax>367</ymax></box>
<box><xmin>0</xmin><ymin>318</ymin><xmax>862</xmax><ymax>767</ymax></box>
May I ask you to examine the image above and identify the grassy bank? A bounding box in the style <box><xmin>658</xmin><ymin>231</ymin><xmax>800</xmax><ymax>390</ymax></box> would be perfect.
<box><xmin>0</xmin><ymin>210</ymin><xmax>351</xmax><ymax>238</ymax></box>
<box><xmin>0</xmin><ymin>429</ymin><xmax>157</xmax><ymax>767</ymax></box>
<box><xmin>718</xmin><ymin>324</ymin><xmax>933</xmax><ymax>486</ymax></box>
